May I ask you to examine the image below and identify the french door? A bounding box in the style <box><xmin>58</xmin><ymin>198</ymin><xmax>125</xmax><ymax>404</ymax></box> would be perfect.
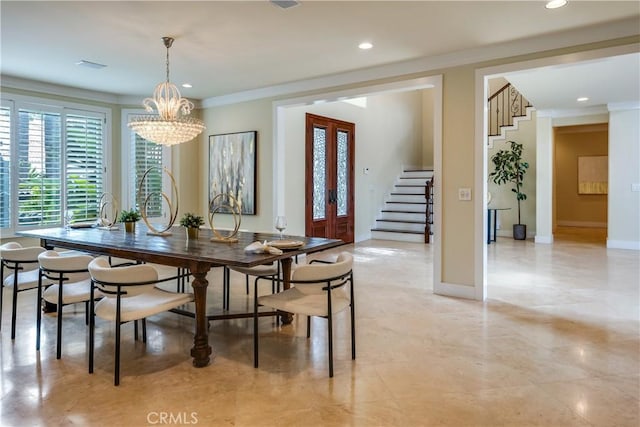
<box><xmin>305</xmin><ymin>113</ymin><xmax>354</xmax><ymax>243</ymax></box>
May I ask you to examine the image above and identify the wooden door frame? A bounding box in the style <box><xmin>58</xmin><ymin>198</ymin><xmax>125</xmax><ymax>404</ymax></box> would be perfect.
<box><xmin>304</xmin><ymin>113</ymin><xmax>355</xmax><ymax>242</ymax></box>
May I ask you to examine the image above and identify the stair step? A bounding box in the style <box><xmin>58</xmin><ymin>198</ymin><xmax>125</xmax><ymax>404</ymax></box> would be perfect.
<box><xmin>371</xmin><ymin>227</ymin><xmax>424</xmax><ymax>234</ymax></box>
<box><xmin>376</xmin><ymin>218</ymin><xmax>425</xmax><ymax>224</ymax></box>
<box><xmin>371</xmin><ymin>229</ymin><xmax>426</xmax><ymax>243</ymax></box>
<box><xmin>387</xmin><ymin>201</ymin><xmax>425</xmax><ymax>205</ymax></box>
<box><xmin>382</xmin><ymin>209</ymin><xmax>425</xmax><ymax>213</ymax></box>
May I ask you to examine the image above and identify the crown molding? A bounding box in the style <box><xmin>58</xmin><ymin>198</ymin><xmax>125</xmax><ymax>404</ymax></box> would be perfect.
<box><xmin>538</xmin><ymin>105</ymin><xmax>609</xmax><ymax>118</ymax></box>
<box><xmin>0</xmin><ymin>75</ymin><xmax>122</xmax><ymax>104</ymax></box>
<box><xmin>2</xmin><ymin>17</ymin><xmax>638</xmax><ymax>108</ymax></box>
<box><xmin>608</xmin><ymin>101</ymin><xmax>640</xmax><ymax>111</ymax></box>
<box><xmin>203</xmin><ymin>17</ymin><xmax>640</xmax><ymax>107</ymax></box>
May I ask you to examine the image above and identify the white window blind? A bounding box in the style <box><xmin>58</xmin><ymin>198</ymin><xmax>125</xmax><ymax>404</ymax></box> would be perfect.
<box><xmin>0</xmin><ymin>104</ymin><xmax>11</xmax><ymax>228</ymax></box>
<box><xmin>133</xmin><ymin>134</ymin><xmax>163</xmax><ymax>217</ymax></box>
<box><xmin>17</xmin><ymin>108</ymin><xmax>62</xmax><ymax>227</ymax></box>
<box><xmin>0</xmin><ymin>95</ymin><xmax>108</xmax><ymax>234</ymax></box>
<box><xmin>66</xmin><ymin>113</ymin><xmax>104</xmax><ymax>221</ymax></box>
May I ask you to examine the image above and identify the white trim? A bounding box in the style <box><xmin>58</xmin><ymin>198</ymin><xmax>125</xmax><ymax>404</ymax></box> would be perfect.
<box><xmin>475</xmin><ymin>43</ymin><xmax>639</xmax><ymax>303</ymax></box>
<box><xmin>1</xmin><ymin>75</ymin><xmax>121</xmax><ymax>104</ymax></box>
<box><xmin>608</xmin><ymin>101</ymin><xmax>640</xmax><ymax>111</ymax></box>
<box><xmin>434</xmin><ymin>282</ymin><xmax>477</xmax><ymax>300</ymax></box>
<box><xmin>272</xmin><ymin>77</ymin><xmax>436</xmax><ymax>110</ymax></box>
<box><xmin>272</xmin><ymin>75</ymin><xmax>443</xmax><ymax>290</ymax></box>
<box><xmin>535</xmin><ymin>235</ymin><xmax>554</xmax><ymax>244</ymax></box>
<box><xmin>120</xmin><ymin>109</ymin><xmax>172</xmax><ymax>210</ymax></box>
<box><xmin>607</xmin><ymin>240</ymin><xmax>640</xmax><ymax>250</ymax></box>
<box><xmin>0</xmin><ymin>94</ymin><xmax>112</xmax><ymax>236</ymax></box>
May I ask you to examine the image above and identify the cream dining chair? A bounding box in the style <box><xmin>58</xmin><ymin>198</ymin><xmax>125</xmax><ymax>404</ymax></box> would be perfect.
<box><xmin>253</xmin><ymin>252</ymin><xmax>355</xmax><ymax>377</ymax></box>
<box><xmin>88</xmin><ymin>257</ymin><xmax>194</xmax><ymax>385</ymax></box>
<box><xmin>1</xmin><ymin>242</ymin><xmax>46</xmax><ymax>339</ymax></box>
<box><xmin>36</xmin><ymin>250</ymin><xmax>95</xmax><ymax>359</ymax></box>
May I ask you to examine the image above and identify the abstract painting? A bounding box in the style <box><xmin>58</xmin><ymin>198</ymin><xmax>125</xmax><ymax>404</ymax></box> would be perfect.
<box><xmin>209</xmin><ymin>131</ymin><xmax>257</xmax><ymax>215</ymax></box>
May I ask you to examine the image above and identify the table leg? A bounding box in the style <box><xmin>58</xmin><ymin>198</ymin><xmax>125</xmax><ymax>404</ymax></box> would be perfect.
<box><xmin>188</xmin><ymin>263</ymin><xmax>213</xmax><ymax>367</ymax></box>
<box><xmin>279</xmin><ymin>257</ymin><xmax>294</xmax><ymax>325</ymax></box>
<box><xmin>487</xmin><ymin>210</ymin><xmax>492</xmax><ymax>244</ymax></box>
<box><xmin>492</xmin><ymin>211</ymin><xmax>498</xmax><ymax>243</ymax></box>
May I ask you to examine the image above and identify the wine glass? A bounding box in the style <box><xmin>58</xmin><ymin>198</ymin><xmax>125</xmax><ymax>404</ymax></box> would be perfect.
<box><xmin>275</xmin><ymin>216</ymin><xmax>287</xmax><ymax>239</ymax></box>
<box><xmin>64</xmin><ymin>209</ymin><xmax>74</xmax><ymax>230</ymax></box>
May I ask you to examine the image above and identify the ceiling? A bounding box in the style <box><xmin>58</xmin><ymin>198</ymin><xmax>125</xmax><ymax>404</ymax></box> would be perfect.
<box><xmin>1</xmin><ymin>1</ymin><xmax>639</xmax><ymax>110</ymax></box>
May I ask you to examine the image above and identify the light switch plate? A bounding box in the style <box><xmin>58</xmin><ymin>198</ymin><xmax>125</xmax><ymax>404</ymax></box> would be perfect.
<box><xmin>458</xmin><ymin>187</ymin><xmax>472</xmax><ymax>201</ymax></box>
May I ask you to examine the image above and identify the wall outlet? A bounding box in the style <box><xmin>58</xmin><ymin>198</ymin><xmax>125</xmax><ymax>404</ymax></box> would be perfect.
<box><xmin>458</xmin><ymin>187</ymin><xmax>472</xmax><ymax>201</ymax></box>
<box><xmin>632</xmin><ymin>183</ymin><xmax>640</xmax><ymax>192</ymax></box>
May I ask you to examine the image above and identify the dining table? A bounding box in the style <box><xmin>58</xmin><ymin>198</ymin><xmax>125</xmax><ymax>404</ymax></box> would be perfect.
<box><xmin>18</xmin><ymin>224</ymin><xmax>343</xmax><ymax>368</ymax></box>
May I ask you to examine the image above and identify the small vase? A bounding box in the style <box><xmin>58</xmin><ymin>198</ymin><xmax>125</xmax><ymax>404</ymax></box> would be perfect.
<box><xmin>124</xmin><ymin>222</ymin><xmax>136</xmax><ymax>233</ymax></box>
<box><xmin>186</xmin><ymin>227</ymin><xmax>199</xmax><ymax>240</ymax></box>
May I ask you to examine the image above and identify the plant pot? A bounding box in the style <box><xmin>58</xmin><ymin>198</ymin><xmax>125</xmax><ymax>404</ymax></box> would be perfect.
<box><xmin>124</xmin><ymin>222</ymin><xmax>136</xmax><ymax>233</ymax></box>
<box><xmin>513</xmin><ymin>224</ymin><xmax>527</xmax><ymax>240</ymax></box>
<box><xmin>186</xmin><ymin>227</ymin><xmax>199</xmax><ymax>240</ymax></box>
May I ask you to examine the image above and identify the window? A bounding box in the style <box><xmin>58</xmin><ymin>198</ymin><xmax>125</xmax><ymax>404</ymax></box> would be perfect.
<box><xmin>0</xmin><ymin>96</ymin><xmax>109</xmax><ymax>236</ymax></box>
<box><xmin>121</xmin><ymin>110</ymin><xmax>171</xmax><ymax>219</ymax></box>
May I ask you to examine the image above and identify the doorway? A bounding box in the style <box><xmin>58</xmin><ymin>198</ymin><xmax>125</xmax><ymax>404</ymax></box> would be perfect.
<box><xmin>304</xmin><ymin>113</ymin><xmax>355</xmax><ymax>243</ymax></box>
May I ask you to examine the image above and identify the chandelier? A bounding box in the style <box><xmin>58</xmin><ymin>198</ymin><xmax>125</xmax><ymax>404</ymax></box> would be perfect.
<box><xmin>128</xmin><ymin>37</ymin><xmax>205</xmax><ymax>146</ymax></box>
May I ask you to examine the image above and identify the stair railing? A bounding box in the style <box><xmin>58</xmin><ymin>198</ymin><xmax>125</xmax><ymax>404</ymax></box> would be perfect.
<box><xmin>488</xmin><ymin>83</ymin><xmax>531</xmax><ymax>137</ymax></box>
<box><xmin>425</xmin><ymin>177</ymin><xmax>434</xmax><ymax>243</ymax></box>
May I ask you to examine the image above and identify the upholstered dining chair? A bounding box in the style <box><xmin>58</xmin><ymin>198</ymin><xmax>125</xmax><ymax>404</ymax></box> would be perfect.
<box><xmin>1</xmin><ymin>242</ymin><xmax>46</xmax><ymax>339</ymax></box>
<box><xmin>37</xmin><ymin>250</ymin><xmax>95</xmax><ymax>359</ymax></box>
<box><xmin>224</xmin><ymin>262</ymin><xmax>280</xmax><ymax>310</ymax></box>
<box><xmin>87</xmin><ymin>257</ymin><xmax>194</xmax><ymax>386</ymax></box>
<box><xmin>253</xmin><ymin>252</ymin><xmax>355</xmax><ymax>377</ymax></box>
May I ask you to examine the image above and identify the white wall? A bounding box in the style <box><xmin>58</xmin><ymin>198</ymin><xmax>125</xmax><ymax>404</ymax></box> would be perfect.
<box><xmin>283</xmin><ymin>91</ymin><xmax>424</xmax><ymax>241</ymax></box>
<box><xmin>607</xmin><ymin>105</ymin><xmax>640</xmax><ymax>250</ymax></box>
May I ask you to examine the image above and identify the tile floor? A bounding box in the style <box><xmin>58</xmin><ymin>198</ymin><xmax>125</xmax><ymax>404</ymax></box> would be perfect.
<box><xmin>1</xmin><ymin>229</ymin><xmax>638</xmax><ymax>426</ymax></box>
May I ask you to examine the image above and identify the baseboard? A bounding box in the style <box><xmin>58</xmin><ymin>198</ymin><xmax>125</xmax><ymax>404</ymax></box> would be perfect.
<box><xmin>606</xmin><ymin>239</ymin><xmax>640</xmax><ymax>250</ymax></box>
<box><xmin>557</xmin><ymin>221</ymin><xmax>607</xmax><ymax>228</ymax></box>
<box><xmin>434</xmin><ymin>281</ymin><xmax>480</xmax><ymax>300</ymax></box>
<box><xmin>535</xmin><ymin>235</ymin><xmax>554</xmax><ymax>244</ymax></box>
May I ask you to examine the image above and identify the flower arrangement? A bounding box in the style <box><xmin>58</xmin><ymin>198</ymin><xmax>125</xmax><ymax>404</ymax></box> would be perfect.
<box><xmin>179</xmin><ymin>212</ymin><xmax>204</xmax><ymax>228</ymax></box>
<box><xmin>118</xmin><ymin>209</ymin><xmax>141</xmax><ymax>223</ymax></box>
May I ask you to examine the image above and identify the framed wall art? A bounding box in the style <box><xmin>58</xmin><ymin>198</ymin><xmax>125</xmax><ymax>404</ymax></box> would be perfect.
<box><xmin>578</xmin><ymin>155</ymin><xmax>608</xmax><ymax>195</ymax></box>
<box><xmin>209</xmin><ymin>131</ymin><xmax>257</xmax><ymax>215</ymax></box>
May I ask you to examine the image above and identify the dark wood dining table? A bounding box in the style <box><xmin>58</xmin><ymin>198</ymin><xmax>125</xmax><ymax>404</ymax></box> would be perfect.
<box><xmin>18</xmin><ymin>224</ymin><xmax>343</xmax><ymax>368</ymax></box>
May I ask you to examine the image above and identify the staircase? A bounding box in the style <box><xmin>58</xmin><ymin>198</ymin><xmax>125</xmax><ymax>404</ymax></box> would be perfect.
<box><xmin>371</xmin><ymin>168</ymin><xmax>433</xmax><ymax>243</ymax></box>
<box><xmin>487</xmin><ymin>82</ymin><xmax>533</xmax><ymax>147</ymax></box>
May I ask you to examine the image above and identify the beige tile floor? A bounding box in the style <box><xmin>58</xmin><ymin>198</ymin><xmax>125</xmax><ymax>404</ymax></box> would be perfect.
<box><xmin>1</xmin><ymin>229</ymin><xmax>638</xmax><ymax>426</ymax></box>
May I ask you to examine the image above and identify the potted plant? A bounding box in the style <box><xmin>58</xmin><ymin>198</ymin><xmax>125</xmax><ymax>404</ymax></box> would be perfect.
<box><xmin>489</xmin><ymin>140</ymin><xmax>529</xmax><ymax>240</ymax></box>
<box><xmin>118</xmin><ymin>209</ymin><xmax>141</xmax><ymax>233</ymax></box>
<box><xmin>180</xmin><ymin>212</ymin><xmax>204</xmax><ymax>239</ymax></box>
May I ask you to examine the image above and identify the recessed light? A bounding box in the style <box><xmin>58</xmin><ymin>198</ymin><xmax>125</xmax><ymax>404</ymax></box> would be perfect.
<box><xmin>270</xmin><ymin>0</ymin><xmax>299</xmax><ymax>9</ymax></box>
<box><xmin>577</xmin><ymin>97</ymin><xmax>589</xmax><ymax>102</ymax></box>
<box><xmin>75</xmin><ymin>60</ymin><xmax>107</xmax><ymax>69</ymax></box>
<box><xmin>358</xmin><ymin>42</ymin><xmax>373</xmax><ymax>50</ymax></box>
<box><xmin>182</xmin><ymin>83</ymin><xmax>193</xmax><ymax>88</ymax></box>
<box><xmin>545</xmin><ymin>0</ymin><xmax>567</xmax><ymax>9</ymax></box>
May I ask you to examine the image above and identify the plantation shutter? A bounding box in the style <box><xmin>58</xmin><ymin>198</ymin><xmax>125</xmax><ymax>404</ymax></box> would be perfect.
<box><xmin>65</xmin><ymin>113</ymin><xmax>104</xmax><ymax>222</ymax></box>
<box><xmin>0</xmin><ymin>104</ymin><xmax>11</xmax><ymax>229</ymax></box>
<box><xmin>17</xmin><ymin>108</ymin><xmax>62</xmax><ymax>226</ymax></box>
<box><xmin>132</xmin><ymin>133</ymin><xmax>164</xmax><ymax>217</ymax></box>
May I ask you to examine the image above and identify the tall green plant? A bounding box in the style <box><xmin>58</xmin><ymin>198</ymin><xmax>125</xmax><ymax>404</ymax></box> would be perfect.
<box><xmin>489</xmin><ymin>140</ymin><xmax>529</xmax><ymax>224</ymax></box>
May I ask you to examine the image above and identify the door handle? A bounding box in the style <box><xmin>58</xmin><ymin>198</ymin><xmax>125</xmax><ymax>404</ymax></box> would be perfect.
<box><xmin>327</xmin><ymin>189</ymin><xmax>337</xmax><ymax>204</ymax></box>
